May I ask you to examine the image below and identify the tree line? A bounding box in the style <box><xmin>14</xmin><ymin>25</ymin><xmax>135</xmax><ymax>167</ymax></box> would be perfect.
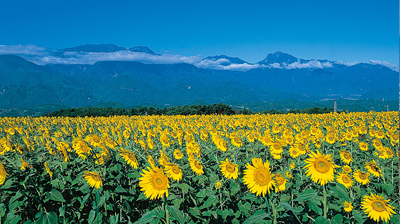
<box><xmin>45</xmin><ymin>103</ymin><xmax>337</xmax><ymax>117</ymax></box>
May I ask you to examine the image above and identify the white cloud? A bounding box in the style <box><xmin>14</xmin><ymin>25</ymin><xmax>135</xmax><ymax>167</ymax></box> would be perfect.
<box><xmin>369</xmin><ymin>60</ymin><xmax>399</xmax><ymax>71</ymax></box>
<box><xmin>334</xmin><ymin>61</ymin><xmax>360</xmax><ymax>66</ymax></box>
<box><xmin>0</xmin><ymin>44</ymin><xmax>47</xmax><ymax>55</ymax></box>
<box><xmin>267</xmin><ymin>63</ymin><xmax>282</xmax><ymax>69</ymax></box>
<box><xmin>30</xmin><ymin>50</ymin><xmax>203</xmax><ymax>65</ymax></box>
<box><xmin>195</xmin><ymin>59</ymin><xmax>262</xmax><ymax>71</ymax></box>
<box><xmin>285</xmin><ymin>60</ymin><xmax>333</xmax><ymax>69</ymax></box>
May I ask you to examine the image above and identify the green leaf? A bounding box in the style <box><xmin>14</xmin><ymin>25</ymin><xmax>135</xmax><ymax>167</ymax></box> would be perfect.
<box><xmin>308</xmin><ymin>200</ymin><xmax>322</xmax><ymax>216</ymax></box>
<box><xmin>133</xmin><ymin>210</ymin><xmax>158</xmax><ymax>224</ymax></box>
<box><xmin>331</xmin><ymin>183</ymin><xmax>350</xmax><ymax>202</ymax></box>
<box><xmin>189</xmin><ymin>207</ymin><xmax>201</xmax><ymax>218</ymax></box>
<box><xmin>34</xmin><ymin>211</ymin><xmax>58</xmax><ymax>224</ymax></box>
<box><xmin>293</xmin><ymin>188</ymin><xmax>318</xmax><ymax>202</ymax></box>
<box><xmin>199</xmin><ymin>195</ymin><xmax>217</xmax><ymax>210</ymax></box>
<box><xmin>47</xmin><ymin>189</ymin><xmax>66</xmax><ymax>202</ymax></box>
<box><xmin>115</xmin><ymin>186</ymin><xmax>128</xmax><ymax>194</ymax></box>
<box><xmin>229</xmin><ymin>181</ymin><xmax>240</xmax><ymax>195</ymax></box>
<box><xmin>381</xmin><ymin>183</ymin><xmax>394</xmax><ymax>196</ymax></box>
<box><xmin>314</xmin><ymin>216</ymin><xmax>329</xmax><ymax>224</ymax></box>
<box><xmin>232</xmin><ymin>218</ymin><xmax>240</xmax><ymax>224</ymax></box>
<box><xmin>4</xmin><ymin>213</ymin><xmax>21</xmax><ymax>224</ymax></box>
<box><xmin>166</xmin><ymin>206</ymin><xmax>185</xmax><ymax>224</ymax></box>
<box><xmin>0</xmin><ymin>203</ymin><xmax>6</xmax><ymax>217</ymax></box>
<box><xmin>352</xmin><ymin>210</ymin><xmax>366</xmax><ymax>224</ymax></box>
<box><xmin>88</xmin><ymin>210</ymin><xmax>97</xmax><ymax>224</ymax></box>
<box><xmin>179</xmin><ymin>183</ymin><xmax>190</xmax><ymax>194</ymax></box>
<box><xmin>172</xmin><ymin>198</ymin><xmax>184</xmax><ymax>209</ymax></box>
<box><xmin>280</xmin><ymin>202</ymin><xmax>302</xmax><ymax>223</ymax></box>
<box><xmin>80</xmin><ymin>193</ymin><xmax>91</xmax><ymax>210</ymax></box>
<box><xmin>110</xmin><ymin>214</ymin><xmax>119</xmax><ymax>224</ymax></box>
<box><xmin>238</xmin><ymin>202</ymin><xmax>251</xmax><ymax>216</ymax></box>
<box><xmin>331</xmin><ymin>214</ymin><xmax>343</xmax><ymax>224</ymax></box>
<box><xmin>280</xmin><ymin>194</ymin><xmax>290</xmax><ymax>202</ymax></box>
<box><xmin>59</xmin><ymin>206</ymin><xmax>65</xmax><ymax>217</ymax></box>
<box><xmin>9</xmin><ymin>191</ymin><xmax>23</xmax><ymax>206</ymax></box>
<box><xmin>242</xmin><ymin>209</ymin><xmax>270</xmax><ymax>224</ymax></box>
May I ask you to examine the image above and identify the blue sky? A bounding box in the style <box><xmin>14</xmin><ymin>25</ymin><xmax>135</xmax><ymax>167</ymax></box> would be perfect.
<box><xmin>0</xmin><ymin>0</ymin><xmax>398</xmax><ymax>66</ymax></box>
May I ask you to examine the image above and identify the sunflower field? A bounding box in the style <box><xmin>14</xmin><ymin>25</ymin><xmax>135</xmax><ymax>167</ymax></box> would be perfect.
<box><xmin>0</xmin><ymin>111</ymin><xmax>398</xmax><ymax>224</ymax></box>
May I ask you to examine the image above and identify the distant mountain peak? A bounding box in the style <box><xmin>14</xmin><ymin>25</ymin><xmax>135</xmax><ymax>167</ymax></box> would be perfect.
<box><xmin>57</xmin><ymin>43</ymin><xmax>127</xmax><ymax>53</ymax></box>
<box><xmin>52</xmin><ymin>44</ymin><xmax>159</xmax><ymax>57</ymax></box>
<box><xmin>258</xmin><ymin>51</ymin><xmax>298</xmax><ymax>65</ymax></box>
<box><xmin>128</xmin><ymin>46</ymin><xmax>159</xmax><ymax>55</ymax></box>
<box><xmin>203</xmin><ymin>55</ymin><xmax>248</xmax><ymax>65</ymax></box>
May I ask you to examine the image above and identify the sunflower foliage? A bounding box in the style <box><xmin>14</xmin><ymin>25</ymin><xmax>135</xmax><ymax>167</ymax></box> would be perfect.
<box><xmin>0</xmin><ymin>112</ymin><xmax>398</xmax><ymax>224</ymax></box>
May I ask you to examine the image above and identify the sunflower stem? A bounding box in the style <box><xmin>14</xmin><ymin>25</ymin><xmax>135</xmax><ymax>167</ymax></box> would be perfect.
<box><xmin>270</xmin><ymin>198</ymin><xmax>278</xmax><ymax>224</ymax></box>
<box><xmin>264</xmin><ymin>196</ymin><xmax>271</xmax><ymax>217</ymax></box>
<box><xmin>163</xmin><ymin>196</ymin><xmax>170</xmax><ymax>224</ymax></box>
<box><xmin>323</xmin><ymin>185</ymin><xmax>328</xmax><ymax>218</ymax></box>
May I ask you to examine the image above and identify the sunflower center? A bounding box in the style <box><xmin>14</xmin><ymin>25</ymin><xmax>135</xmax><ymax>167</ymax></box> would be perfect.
<box><xmin>93</xmin><ymin>136</ymin><xmax>100</xmax><ymax>143</ymax></box>
<box><xmin>314</xmin><ymin>158</ymin><xmax>330</xmax><ymax>173</ymax></box>
<box><xmin>275</xmin><ymin>176</ymin><xmax>285</xmax><ymax>185</ymax></box>
<box><xmin>92</xmin><ymin>174</ymin><xmax>101</xmax><ymax>181</ymax></box>
<box><xmin>371</xmin><ymin>200</ymin><xmax>387</xmax><ymax>212</ymax></box>
<box><xmin>194</xmin><ymin>160</ymin><xmax>202</xmax><ymax>169</ymax></box>
<box><xmin>226</xmin><ymin>164</ymin><xmax>235</xmax><ymax>173</ymax></box>
<box><xmin>359</xmin><ymin>172</ymin><xmax>367</xmax><ymax>180</ymax></box>
<box><xmin>152</xmin><ymin>173</ymin><xmax>168</xmax><ymax>190</ymax></box>
<box><xmin>344</xmin><ymin>204</ymin><xmax>349</xmax><ymax>208</ymax></box>
<box><xmin>172</xmin><ymin>166</ymin><xmax>180</xmax><ymax>174</ymax></box>
<box><xmin>343</xmin><ymin>153</ymin><xmax>350</xmax><ymax>159</ymax></box>
<box><xmin>371</xmin><ymin>165</ymin><xmax>380</xmax><ymax>173</ymax></box>
<box><xmin>342</xmin><ymin>175</ymin><xmax>351</xmax><ymax>184</ymax></box>
<box><xmin>254</xmin><ymin>168</ymin><xmax>270</xmax><ymax>186</ymax></box>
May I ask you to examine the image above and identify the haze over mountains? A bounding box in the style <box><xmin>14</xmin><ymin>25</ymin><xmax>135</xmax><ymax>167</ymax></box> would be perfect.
<box><xmin>0</xmin><ymin>43</ymin><xmax>398</xmax><ymax>113</ymax></box>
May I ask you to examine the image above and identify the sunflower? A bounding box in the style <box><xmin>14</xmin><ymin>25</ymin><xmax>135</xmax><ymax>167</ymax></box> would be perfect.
<box><xmin>342</xmin><ymin>165</ymin><xmax>352</xmax><ymax>173</ymax></box>
<box><xmin>290</xmin><ymin>161</ymin><xmax>296</xmax><ymax>170</ymax></box>
<box><xmin>120</xmin><ymin>149</ymin><xmax>139</xmax><ymax>169</ymax></box>
<box><xmin>20</xmin><ymin>158</ymin><xmax>32</xmax><ymax>170</ymax></box>
<box><xmin>164</xmin><ymin>163</ymin><xmax>182</xmax><ymax>181</ymax></box>
<box><xmin>289</xmin><ymin>147</ymin><xmax>301</xmax><ymax>158</ymax></box>
<box><xmin>173</xmin><ymin>149</ymin><xmax>184</xmax><ymax>160</ymax></box>
<box><xmin>325</xmin><ymin>135</ymin><xmax>336</xmax><ymax>144</ymax></box>
<box><xmin>0</xmin><ymin>162</ymin><xmax>7</xmax><ymax>185</ymax></box>
<box><xmin>189</xmin><ymin>157</ymin><xmax>204</xmax><ymax>176</ymax></box>
<box><xmin>159</xmin><ymin>150</ymin><xmax>171</xmax><ymax>166</ymax></box>
<box><xmin>353</xmin><ymin>170</ymin><xmax>370</xmax><ymax>185</ymax></box>
<box><xmin>361</xmin><ymin>193</ymin><xmax>396</xmax><ymax>223</ymax></box>
<box><xmin>123</xmin><ymin>130</ymin><xmax>130</xmax><ymax>139</ymax></box>
<box><xmin>215</xmin><ymin>181</ymin><xmax>222</xmax><ymax>190</ymax></box>
<box><xmin>339</xmin><ymin>150</ymin><xmax>353</xmax><ymax>164</ymax></box>
<box><xmin>303</xmin><ymin>151</ymin><xmax>337</xmax><ymax>186</ymax></box>
<box><xmin>336</xmin><ymin>172</ymin><xmax>353</xmax><ymax>189</ymax></box>
<box><xmin>358</xmin><ymin>142</ymin><xmax>368</xmax><ymax>151</ymax></box>
<box><xmin>83</xmin><ymin>171</ymin><xmax>103</xmax><ymax>189</ymax></box>
<box><xmin>243</xmin><ymin>158</ymin><xmax>275</xmax><ymax>197</ymax></box>
<box><xmin>147</xmin><ymin>153</ymin><xmax>156</xmax><ymax>167</ymax></box>
<box><xmin>139</xmin><ymin>166</ymin><xmax>170</xmax><ymax>200</ymax></box>
<box><xmin>219</xmin><ymin>158</ymin><xmax>239</xmax><ymax>180</ymax></box>
<box><xmin>272</xmin><ymin>173</ymin><xmax>287</xmax><ymax>193</ymax></box>
<box><xmin>44</xmin><ymin>162</ymin><xmax>53</xmax><ymax>178</ymax></box>
<box><xmin>285</xmin><ymin>171</ymin><xmax>293</xmax><ymax>179</ymax></box>
<box><xmin>365</xmin><ymin>160</ymin><xmax>382</xmax><ymax>177</ymax></box>
<box><xmin>85</xmin><ymin>134</ymin><xmax>103</xmax><ymax>148</ymax></box>
<box><xmin>343</xmin><ymin>201</ymin><xmax>353</xmax><ymax>212</ymax></box>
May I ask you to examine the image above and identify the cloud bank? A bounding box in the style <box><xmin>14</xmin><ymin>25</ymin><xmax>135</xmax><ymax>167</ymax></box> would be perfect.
<box><xmin>0</xmin><ymin>44</ymin><xmax>398</xmax><ymax>71</ymax></box>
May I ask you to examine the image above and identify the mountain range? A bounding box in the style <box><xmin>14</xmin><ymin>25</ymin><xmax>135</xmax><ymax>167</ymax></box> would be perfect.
<box><xmin>0</xmin><ymin>44</ymin><xmax>398</xmax><ymax>114</ymax></box>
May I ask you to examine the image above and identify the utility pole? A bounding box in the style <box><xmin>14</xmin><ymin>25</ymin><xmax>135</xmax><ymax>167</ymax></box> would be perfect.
<box><xmin>334</xmin><ymin>101</ymin><xmax>337</xmax><ymax>113</ymax></box>
<box><xmin>384</xmin><ymin>105</ymin><xmax>389</xmax><ymax>112</ymax></box>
